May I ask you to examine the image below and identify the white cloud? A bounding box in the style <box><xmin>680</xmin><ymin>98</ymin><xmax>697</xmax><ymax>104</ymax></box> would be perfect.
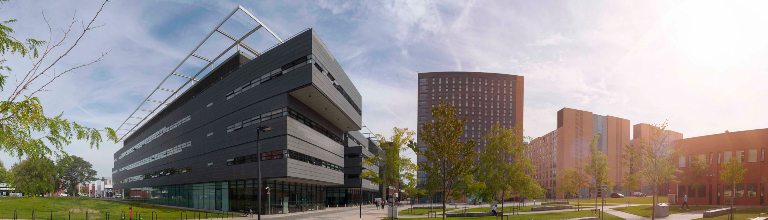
<box><xmin>2</xmin><ymin>0</ymin><xmax>767</xmax><ymax>176</ymax></box>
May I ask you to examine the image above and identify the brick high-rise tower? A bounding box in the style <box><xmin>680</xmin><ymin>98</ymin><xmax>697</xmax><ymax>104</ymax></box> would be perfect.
<box><xmin>416</xmin><ymin>72</ymin><xmax>524</xmax><ymax>187</ymax></box>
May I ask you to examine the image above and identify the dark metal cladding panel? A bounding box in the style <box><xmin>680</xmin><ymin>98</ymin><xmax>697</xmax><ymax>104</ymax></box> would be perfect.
<box><xmin>118</xmin><ymin>32</ymin><xmax>313</xmax><ymax>158</ymax></box>
<box><xmin>309</xmin><ymin>31</ymin><xmax>362</xmax><ymax>109</ymax></box>
<box><xmin>114</xmin><ymin>29</ymin><xmax>359</xmax><ymax>190</ymax></box>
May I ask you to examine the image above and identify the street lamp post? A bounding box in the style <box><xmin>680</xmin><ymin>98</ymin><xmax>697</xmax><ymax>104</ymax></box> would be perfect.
<box><xmin>256</xmin><ymin>126</ymin><xmax>272</xmax><ymax>220</ymax></box>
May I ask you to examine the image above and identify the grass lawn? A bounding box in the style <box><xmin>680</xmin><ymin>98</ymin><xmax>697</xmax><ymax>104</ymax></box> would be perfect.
<box><xmin>0</xmin><ymin>197</ymin><xmax>229</xmax><ymax>219</ymax></box>
<box><xmin>612</xmin><ymin>205</ymin><xmax>709</xmax><ymax>217</ymax></box>
<box><xmin>399</xmin><ymin>207</ymin><xmax>456</xmax><ymax>215</ymax></box>
<box><xmin>572</xmin><ymin>196</ymin><xmax>668</xmax><ymax>205</ymax></box>
<box><xmin>692</xmin><ymin>207</ymin><xmax>768</xmax><ymax>220</ymax></box>
<box><xmin>399</xmin><ymin>210</ymin><xmax>623</xmax><ymax>220</ymax></box>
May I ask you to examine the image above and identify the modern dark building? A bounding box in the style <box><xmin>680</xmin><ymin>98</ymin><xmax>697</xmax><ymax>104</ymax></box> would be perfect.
<box><xmin>113</xmin><ymin>29</ymin><xmax>379</xmax><ymax>214</ymax></box>
<box><xmin>416</xmin><ymin>72</ymin><xmax>524</xmax><ymax>199</ymax></box>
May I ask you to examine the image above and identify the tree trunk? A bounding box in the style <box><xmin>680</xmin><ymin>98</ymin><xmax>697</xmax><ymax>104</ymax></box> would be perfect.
<box><xmin>731</xmin><ymin>182</ymin><xmax>735</xmax><ymax>220</ymax></box>
<box><xmin>594</xmin><ymin>186</ymin><xmax>598</xmax><ymax>217</ymax></box>
<box><xmin>651</xmin><ymin>184</ymin><xmax>656</xmax><ymax>220</ymax></box>
<box><xmin>442</xmin><ymin>160</ymin><xmax>447</xmax><ymax>220</ymax></box>
<box><xmin>501</xmin><ymin>190</ymin><xmax>505</xmax><ymax>217</ymax></box>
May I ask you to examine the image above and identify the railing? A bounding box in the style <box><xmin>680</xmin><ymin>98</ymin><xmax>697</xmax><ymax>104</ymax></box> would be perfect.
<box><xmin>0</xmin><ymin>209</ymin><xmax>236</xmax><ymax>220</ymax></box>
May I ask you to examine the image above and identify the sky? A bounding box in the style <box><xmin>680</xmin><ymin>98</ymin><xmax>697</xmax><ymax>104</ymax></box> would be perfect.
<box><xmin>1</xmin><ymin>0</ymin><xmax>768</xmax><ymax>178</ymax></box>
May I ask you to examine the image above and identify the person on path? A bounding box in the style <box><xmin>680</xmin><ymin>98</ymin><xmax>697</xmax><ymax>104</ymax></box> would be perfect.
<box><xmin>491</xmin><ymin>203</ymin><xmax>498</xmax><ymax>216</ymax></box>
<box><xmin>681</xmin><ymin>194</ymin><xmax>690</xmax><ymax>210</ymax></box>
<box><xmin>129</xmin><ymin>207</ymin><xmax>133</xmax><ymax>220</ymax></box>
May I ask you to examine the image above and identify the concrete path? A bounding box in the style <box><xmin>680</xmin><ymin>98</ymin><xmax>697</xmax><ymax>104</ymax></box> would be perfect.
<box><xmin>602</xmin><ymin>205</ymin><xmax>647</xmax><ymax>220</ymax></box>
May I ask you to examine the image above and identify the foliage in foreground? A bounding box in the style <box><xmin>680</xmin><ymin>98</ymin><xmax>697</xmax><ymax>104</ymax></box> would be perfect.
<box><xmin>0</xmin><ymin>0</ymin><xmax>117</xmax><ymax>160</ymax></box>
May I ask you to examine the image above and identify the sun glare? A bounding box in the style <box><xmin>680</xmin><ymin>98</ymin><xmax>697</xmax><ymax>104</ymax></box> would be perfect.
<box><xmin>669</xmin><ymin>0</ymin><xmax>768</xmax><ymax>70</ymax></box>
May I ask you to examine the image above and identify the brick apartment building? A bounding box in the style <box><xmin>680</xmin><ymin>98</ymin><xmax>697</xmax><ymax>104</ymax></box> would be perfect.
<box><xmin>527</xmin><ymin>108</ymin><xmax>630</xmax><ymax>198</ymax></box>
<box><xmin>416</xmin><ymin>72</ymin><xmax>524</xmax><ymax>200</ymax></box>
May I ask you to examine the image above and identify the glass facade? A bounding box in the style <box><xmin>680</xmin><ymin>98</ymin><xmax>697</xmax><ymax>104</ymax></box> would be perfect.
<box><xmin>128</xmin><ymin>182</ymin><xmax>230</xmax><ymax>211</ymax></box>
<box><xmin>326</xmin><ymin>188</ymin><xmax>377</xmax><ymax>206</ymax></box>
<box><xmin>126</xmin><ymin>179</ymin><xmax>378</xmax><ymax>214</ymax></box>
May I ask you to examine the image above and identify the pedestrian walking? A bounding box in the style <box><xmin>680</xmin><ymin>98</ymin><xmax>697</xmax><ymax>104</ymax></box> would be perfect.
<box><xmin>491</xmin><ymin>203</ymin><xmax>497</xmax><ymax>216</ymax></box>
<box><xmin>681</xmin><ymin>194</ymin><xmax>690</xmax><ymax>210</ymax></box>
<box><xmin>129</xmin><ymin>207</ymin><xmax>133</xmax><ymax>220</ymax></box>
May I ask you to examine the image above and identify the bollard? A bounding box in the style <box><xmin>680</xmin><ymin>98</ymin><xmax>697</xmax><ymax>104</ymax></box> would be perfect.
<box><xmin>180</xmin><ymin>211</ymin><xmax>182</xmax><ymax>220</ymax></box>
<box><xmin>50</xmin><ymin>210</ymin><xmax>52</xmax><ymax>220</ymax></box>
<box><xmin>69</xmin><ymin>211</ymin><xmax>71</xmax><ymax>220</ymax></box>
<box><xmin>86</xmin><ymin>211</ymin><xmax>89</xmax><ymax>220</ymax></box>
<box><xmin>33</xmin><ymin>209</ymin><xmax>35</xmax><ymax>220</ymax></box>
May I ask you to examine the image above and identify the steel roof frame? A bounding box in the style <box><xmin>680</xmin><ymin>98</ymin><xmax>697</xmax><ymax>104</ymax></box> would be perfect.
<box><xmin>115</xmin><ymin>5</ymin><xmax>283</xmax><ymax>142</ymax></box>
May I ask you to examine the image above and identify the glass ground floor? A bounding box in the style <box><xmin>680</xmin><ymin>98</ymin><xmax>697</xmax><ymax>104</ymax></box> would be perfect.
<box><xmin>122</xmin><ymin>179</ymin><xmax>378</xmax><ymax>214</ymax></box>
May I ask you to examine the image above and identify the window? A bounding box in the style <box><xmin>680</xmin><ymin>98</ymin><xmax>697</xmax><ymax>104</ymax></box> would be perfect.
<box><xmin>747</xmin><ymin>184</ymin><xmax>757</xmax><ymax>197</ymax></box>
<box><xmin>724</xmin><ymin>151</ymin><xmax>732</xmax><ymax>162</ymax></box>
<box><xmin>749</xmin><ymin>149</ymin><xmax>758</xmax><ymax>162</ymax></box>
<box><xmin>762</xmin><ymin>148</ymin><xmax>765</xmax><ymax>161</ymax></box>
<box><xmin>687</xmin><ymin>185</ymin><xmax>695</xmax><ymax>197</ymax></box>
<box><xmin>737</xmin><ymin>150</ymin><xmax>745</xmax><ymax>162</ymax></box>
<box><xmin>737</xmin><ymin>184</ymin><xmax>745</xmax><ymax>198</ymax></box>
<box><xmin>679</xmin><ymin>156</ymin><xmax>686</xmax><ymax>168</ymax></box>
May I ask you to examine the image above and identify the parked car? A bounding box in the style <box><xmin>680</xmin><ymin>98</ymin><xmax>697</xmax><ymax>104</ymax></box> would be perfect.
<box><xmin>632</xmin><ymin>192</ymin><xmax>646</xmax><ymax>197</ymax></box>
<box><xmin>610</xmin><ymin>192</ymin><xmax>625</xmax><ymax>198</ymax></box>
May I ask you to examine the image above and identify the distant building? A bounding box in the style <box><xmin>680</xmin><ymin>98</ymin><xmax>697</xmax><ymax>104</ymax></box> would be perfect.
<box><xmin>0</xmin><ymin>183</ymin><xmax>20</xmax><ymax>197</ymax></box>
<box><xmin>672</xmin><ymin>128</ymin><xmax>768</xmax><ymax>206</ymax></box>
<box><xmin>416</xmin><ymin>72</ymin><xmax>524</xmax><ymax>194</ymax></box>
<box><xmin>527</xmin><ymin>107</ymin><xmax>630</xmax><ymax>198</ymax></box>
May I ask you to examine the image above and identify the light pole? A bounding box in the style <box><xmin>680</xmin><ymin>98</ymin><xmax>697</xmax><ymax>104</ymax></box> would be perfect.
<box><xmin>256</xmin><ymin>126</ymin><xmax>272</xmax><ymax>220</ymax></box>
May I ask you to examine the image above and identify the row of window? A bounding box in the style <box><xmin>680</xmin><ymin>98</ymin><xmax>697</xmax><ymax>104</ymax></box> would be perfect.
<box><xmin>287</xmin><ymin>108</ymin><xmax>343</xmax><ymax>144</ymax></box>
<box><xmin>119</xmin><ymin>115</ymin><xmax>192</xmax><ymax>160</ymax></box>
<box><xmin>288</xmin><ymin>149</ymin><xmax>343</xmax><ymax>172</ymax></box>
<box><xmin>143</xmin><ymin>167</ymin><xmax>191</xmax><ymax>180</ymax></box>
<box><xmin>314</xmin><ymin>61</ymin><xmax>362</xmax><ymax>114</ymax></box>
<box><xmin>221</xmin><ymin>106</ymin><xmax>343</xmax><ymax>146</ymax></box>
<box><xmin>679</xmin><ymin>148</ymin><xmax>766</xmax><ymax>168</ymax></box>
<box><xmin>118</xmin><ymin>141</ymin><xmax>192</xmax><ymax>173</ymax></box>
<box><xmin>679</xmin><ymin>184</ymin><xmax>760</xmax><ymax>198</ymax></box>
<box><xmin>225</xmin><ymin>55</ymin><xmax>312</xmax><ymax>100</ymax></box>
<box><xmin>226</xmin><ymin>149</ymin><xmax>285</xmax><ymax>166</ymax></box>
<box><xmin>225</xmin><ymin>107</ymin><xmax>288</xmax><ymax>133</ymax></box>
<box><xmin>226</xmin><ymin>149</ymin><xmax>342</xmax><ymax>172</ymax></box>
<box><xmin>121</xmin><ymin>166</ymin><xmax>191</xmax><ymax>184</ymax></box>
<box><xmin>419</xmin><ymin>77</ymin><xmax>517</xmax><ymax>87</ymax></box>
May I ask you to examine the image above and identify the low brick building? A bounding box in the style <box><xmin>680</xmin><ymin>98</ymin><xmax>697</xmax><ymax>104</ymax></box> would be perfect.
<box><xmin>672</xmin><ymin>128</ymin><xmax>768</xmax><ymax>205</ymax></box>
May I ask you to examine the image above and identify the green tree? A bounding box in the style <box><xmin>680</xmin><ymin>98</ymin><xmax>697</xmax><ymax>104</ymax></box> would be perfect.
<box><xmin>399</xmin><ymin>158</ymin><xmax>425</xmax><ymax>213</ymax></box>
<box><xmin>0</xmin><ymin>160</ymin><xmax>7</xmax><ymax>183</ymax></box>
<box><xmin>720</xmin><ymin>156</ymin><xmax>746</xmax><ymax>220</ymax></box>
<box><xmin>686</xmin><ymin>156</ymin><xmax>709</xmax><ymax>189</ymax></box>
<box><xmin>633</xmin><ymin>122</ymin><xmax>678</xmax><ymax>220</ymax></box>
<box><xmin>9</xmin><ymin>156</ymin><xmax>56</xmax><ymax>196</ymax></box>
<box><xmin>476</xmin><ymin>123</ymin><xmax>542</xmax><ymax>214</ymax></box>
<box><xmin>622</xmin><ymin>143</ymin><xmax>642</xmax><ymax>207</ymax></box>
<box><xmin>585</xmin><ymin>134</ymin><xmax>609</xmax><ymax>214</ymax></box>
<box><xmin>56</xmin><ymin>155</ymin><xmax>97</xmax><ymax>196</ymax></box>
<box><xmin>418</xmin><ymin>103</ymin><xmax>476</xmax><ymax>219</ymax></box>
<box><xmin>0</xmin><ymin>1</ymin><xmax>116</xmax><ymax>159</ymax></box>
<box><xmin>361</xmin><ymin>127</ymin><xmax>416</xmax><ymax>207</ymax></box>
<box><xmin>557</xmin><ymin>168</ymin><xmax>588</xmax><ymax>210</ymax></box>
